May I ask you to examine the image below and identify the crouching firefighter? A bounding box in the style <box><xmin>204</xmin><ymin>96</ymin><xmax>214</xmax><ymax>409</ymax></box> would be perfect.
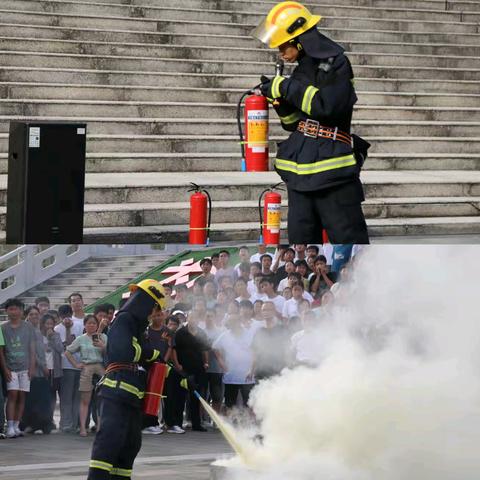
<box><xmin>88</xmin><ymin>279</ymin><xmax>166</xmax><ymax>480</ymax></box>
<box><xmin>252</xmin><ymin>1</ymin><xmax>371</xmax><ymax>244</ymax></box>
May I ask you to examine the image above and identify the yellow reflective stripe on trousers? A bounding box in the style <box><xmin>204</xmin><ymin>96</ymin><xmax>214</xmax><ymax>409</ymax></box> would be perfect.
<box><xmin>101</xmin><ymin>378</ymin><xmax>145</xmax><ymax>399</ymax></box>
<box><xmin>301</xmin><ymin>86</ymin><xmax>319</xmax><ymax>115</ymax></box>
<box><xmin>275</xmin><ymin>154</ymin><xmax>356</xmax><ymax>175</ymax></box>
<box><xmin>102</xmin><ymin>378</ymin><xmax>117</xmax><ymax>388</ymax></box>
<box><xmin>119</xmin><ymin>381</ymin><xmax>144</xmax><ymax>399</ymax></box>
<box><xmin>111</xmin><ymin>467</ymin><xmax>132</xmax><ymax>477</ymax></box>
<box><xmin>132</xmin><ymin>336</ymin><xmax>142</xmax><ymax>362</ymax></box>
<box><xmin>279</xmin><ymin>111</ymin><xmax>301</xmax><ymax>125</ymax></box>
<box><xmin>90</xmin><ymin>460</ymin><xmax>113</xmax><ymax>472</ymax></box>
<box><xmin>146</xmin><ymin>349</ymin><xmax>160</xmax><ymax>362</ymax></box>
<box><xmin>271</xmin><ymin>76</ymin><xmax>285</xmax><ymax>98</ymax></box>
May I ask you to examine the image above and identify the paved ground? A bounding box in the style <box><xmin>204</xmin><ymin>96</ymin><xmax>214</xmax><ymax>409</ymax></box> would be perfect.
<box><xmin>0</xmin><ymin>429</ymin><xmax>232</xmax><ymax>480</ymax></box>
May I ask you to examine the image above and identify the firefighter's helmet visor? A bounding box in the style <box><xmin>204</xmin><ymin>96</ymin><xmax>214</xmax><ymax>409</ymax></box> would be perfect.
<box><xmin>251</xmin><ymin>20</ymin><xmax>280</xmax><ymax>46</ymax></box>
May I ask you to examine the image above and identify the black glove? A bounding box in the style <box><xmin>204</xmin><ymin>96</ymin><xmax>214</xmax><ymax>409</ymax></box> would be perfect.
<box><xmin>259</xmin><ymin>75</ymin><xmax>272</xmax><ymax>97</ymax></box>
<box><xmin>259</xmin><ymin>75</ymin><xmax>286</xmax><ymax>100</ymax></box>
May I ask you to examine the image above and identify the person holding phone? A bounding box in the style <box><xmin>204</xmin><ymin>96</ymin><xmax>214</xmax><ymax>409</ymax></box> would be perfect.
<box><xmin>65</xmin><ymin>315</ymin><xmax>107</xmax><ymax>437</ymax></box>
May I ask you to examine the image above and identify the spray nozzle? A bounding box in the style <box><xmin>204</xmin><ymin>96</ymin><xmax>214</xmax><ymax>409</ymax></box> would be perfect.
<box><xmin>187</xmin><ymin>182</ymin><xmax>201</xmax><ymax>193</ymax></box>
<box><xmin>275</xmin><ymin>59</ymin><xmax>285</xmax><ymax>77</ymax></box>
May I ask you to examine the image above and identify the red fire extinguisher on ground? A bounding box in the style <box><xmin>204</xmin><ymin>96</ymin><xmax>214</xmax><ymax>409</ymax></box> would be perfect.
<box><xmin>237</xmin><ymin>89</ymin><xmax>269</xmax><ymax>172</ymax></box>
<box><xmin>259</xmin><ymin>182</ymin><xmax>284</xmax><ymax>245</ymax></box>
<box><xmin>188</xmin><ymin>183</ymin><xmax>212</xmax><ymax>246</ymax></box>
<box><xmin>143</xmin><ymin>362</ymin><xmax>168</xmax><ymax>416</ymax></box>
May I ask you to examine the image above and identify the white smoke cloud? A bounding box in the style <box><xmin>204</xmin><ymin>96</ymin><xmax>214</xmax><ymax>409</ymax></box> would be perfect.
<box><xmin>218</xmin><ymin>245</ymin><xmax>480</xmax><ymax>480</ymax></box>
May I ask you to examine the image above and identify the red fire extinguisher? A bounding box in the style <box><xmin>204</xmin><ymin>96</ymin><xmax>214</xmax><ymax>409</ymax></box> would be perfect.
<box><xmin>237</xmin><ymin>89</ymin><xmax>269</xmax><ymax>172</ymax></box>
<box><xmin>188</xmin><ymin>183</ymin><xmax>212</xmax><ymax>246</ymax></box>
<box><xmin>143</xmin><ymin>362</ymin><xmax>168</xmax><ymax>416</ymax></box>
<box><xmin>259</xmin><ymin>182</ymin><xmax>284</xmax><ymax>245</ymax></box>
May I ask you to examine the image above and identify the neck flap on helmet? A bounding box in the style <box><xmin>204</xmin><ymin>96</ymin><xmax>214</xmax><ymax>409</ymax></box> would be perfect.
<box><xmin>296</xmin><ymin>27</ymin><xmax>344</xmax><ymax>60</ymax></box>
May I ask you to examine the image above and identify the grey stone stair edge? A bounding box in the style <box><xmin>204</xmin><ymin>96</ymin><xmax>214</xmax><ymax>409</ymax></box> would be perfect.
<box><xmin>3</xmin><ymin>0</ymin><xmax>480</xmax><ymax>24</ymax></box>
<box><xmin>3</xmin><ymin>99</ymin><xmax>480</xmax><ymax>111</ymax></box>
<box><xmin>3</xmin><ymin>132</ymin><xmax>480</xmax><ymax>141</ymax></box>
<box><xmin>134</xmin><ymin>0</ymin><xmax>480</xmax><ymax>12</ymax></box>
<box><xmin>78</xmin><ymin>217</ymin><xmax>480</xmax><ymax>244</ymax></box>
<box><xmin>1</xmin><ymin>7</ymin><xmax>479</xmax><ymax>31</ymax></box>
<box><xmin>2</xmin><ymin>67</ymin><xmax>479</xmax><ymax>87</ymax></box>
<box><xmin>1</xmin><ymin>170</ymin><xmax>480</xmax><ymax>186</ymax></box>
<box><xmin>85</xmin><ymin>0</ymin><xmax>480</xmax><ymax>10</ymax></box>
<box><xmin>2</xmin><ymin>53</ymin><xmax>480</xmax><ymax>78</ymax></box>
<box><xmin>3</xmin><ymin>45</ymin><xmax>480</xmax><ymax>66</ymax></box>
<box><xmin>3</xmin><ymin>81</ymin><xmax>480</xmax><ymax>99</ymax></box>
<box><xmin>1</xmin><ymin>66</ymin><xmax>478</xmax><ymax>85</ymax></box>
<box><xmin>3</xmin><ymin>34</ymin><xmax>480</xmax><ymax>53</ymax></box>
<box><xmin>2</xmin><ymin>114</ymin><xmax>480</xmax><ymax>125</ymax></box>
<box><xmin>1</xmin><ymin>20</ymin><xmax>479</xmax><ymax>45</ymax></box>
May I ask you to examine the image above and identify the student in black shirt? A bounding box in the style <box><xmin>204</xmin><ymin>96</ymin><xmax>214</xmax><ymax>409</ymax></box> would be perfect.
<box><xmin>174</xmin><ymin>314</ymin><xmax>210</xmax><ymax>432</ymax></box>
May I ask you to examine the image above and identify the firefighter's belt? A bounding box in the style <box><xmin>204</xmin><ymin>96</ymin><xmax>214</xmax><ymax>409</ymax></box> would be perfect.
<box><xmin>297</xmin><ymin>120</ymin><xmax>352</xmax><ymax>146</ymax></box>
<box><xmin>105</xmin><ymin>363</ymin><xmax>139</xmax><ymax>374</ymax></box>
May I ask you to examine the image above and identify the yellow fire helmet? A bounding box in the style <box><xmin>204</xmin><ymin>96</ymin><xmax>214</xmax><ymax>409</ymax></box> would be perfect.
<box><xmin>251</xmin><ymin>1</ymin><xmax>322</xmax><ymax>49</ymax></box>
<box><xmin>129</xmin><ymin>279</ymin><xmax>166</xmax><ymax>309</ymax></box>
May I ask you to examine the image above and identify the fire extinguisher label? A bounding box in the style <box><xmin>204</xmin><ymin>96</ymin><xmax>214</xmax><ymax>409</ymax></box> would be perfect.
<box><xmin>247</xmin><ymin>110</ymin><xmax>268</xmax><ymax>148</ymax></box>
<box><xmin>267</xmin><ymin>203</ymin><xmax>281</xmax><ymax>233</ymax></box>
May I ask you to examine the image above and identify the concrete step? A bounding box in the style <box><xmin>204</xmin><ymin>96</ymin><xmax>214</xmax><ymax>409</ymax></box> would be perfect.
<box><xmin>3</xmin><ymin>197</ymin><xmax>480</xmax><ymax>231</ymax></box>
<box><xmin>3</xmin><ymin>196</ymin><xmax>478</xmax><ymax>230</ymax></box>
<box><xmin>2</xmin><ymin>51</ymin><xmax>479</xmax><ymax>81</ymax></box>
<box><xmin>2</xmin><ymin>132</ymin><xmax>478</xmax><ymax>155</ymax></box>
<box><xmin>80</xmin><ymin>217</ymin><xmax>480</xmax><ymax>243</ymax></box>
<box><xmin>0</xmin><ymin>9</ymin><xmax>478</xmax><ymax>37</ymax></box>
<box><xmin>1</xmin><ymin>100</ymin><xmax>479</xmax><ymax>122</ymax></box>
<box><xmin>81</xmin><ymin>0</ymin><xmax>480</xmax><ymax>13</ymax></box>
<box><xmin>2</xmin><ymin>38</ymin><xmax>480</xmax><ymax>70</ymax></box>
<box><xmin>2</xmin><ymin>68</ymin><xmax>479</xmax><ymax>94</ymax></box>
<box><xmin>0</xmin><ymin>133</ymin><xmax>478</xmax><ymax>160</ymax></box>
<box><xmin>0</xmin><ymin>171</ymin><xmax>479</xmax><ymax>205</ymax></box>
<box><xmin>20</xmin><ymin>296</ymin><xmax>100</xmax><ymax>306</ymax></box>
<box><xmin>1</xmin><ymin>150</ymin><xmax>477</xmax><ymax>174</ymax></box>
<box><xmin>2</xmin><ymin>115</ymin><xmax>479</xmax><ymax>138</ymax></box>
<box><xmin>130</xmin><ymin>0</ymin><xmax>480</xmax><ymax>14</ymax></box>
<box><xmin>43</xmin><ymin>277</ymin><xmax>138</xmax><ymax>287</ymax></box>
<box><xmin>4</xmin><ymin>83</ymin><xmax>480</xmax><ymax>108</ymax></box>
<box><xmin>4</xmin><ymin>0</ymin><xmax>480</xmax><ymax>25</ymax></box>
<box><xmin>2</xmin><ymin>34</ymin><xmax>480</xmax><ymax>59</ymax></box>
<box><xmin>1</xmin><ymin>21</ymin><xmax>479</xmax><ymax>48</ymax></box>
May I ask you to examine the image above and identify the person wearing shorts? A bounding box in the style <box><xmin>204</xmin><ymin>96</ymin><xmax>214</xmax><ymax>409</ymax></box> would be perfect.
<box><xmin>65</xmin><ymin>315</ymin><xmax>107</xmax><ymax>437</ymax></box>
<box><xmin>0</xmin><ymin>298</ymin><xmax>36</xmax><ymax>438</ymax></box>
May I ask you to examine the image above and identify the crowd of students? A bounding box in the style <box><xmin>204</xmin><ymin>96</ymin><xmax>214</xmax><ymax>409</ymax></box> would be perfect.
<box><xmin>0</xmin><ymin>243</ymin><xmax>359</xmax><ymax>439</ymax></box>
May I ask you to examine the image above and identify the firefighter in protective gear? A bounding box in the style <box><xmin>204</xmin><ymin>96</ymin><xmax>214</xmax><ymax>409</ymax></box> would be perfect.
<box><xmin>88</xmin><ymin>279</ymin><xmax>166</xmax><ymax>480</ymax></box>
<box><xmin>252</xmin><ymin>1</ymin><xmax>370</xmax><ymax>244</ymax></box>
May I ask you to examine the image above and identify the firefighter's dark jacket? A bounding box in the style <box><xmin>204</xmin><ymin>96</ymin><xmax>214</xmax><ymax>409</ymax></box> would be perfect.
<box><xmin>271</xmin><ymin>28</ymin><xmax>369</xmax><ymax>192</ymax></box>
<box><xmin>98</xmin><ymin>290</ymin><xmax>161</xmax><ymax>407</ymax></box>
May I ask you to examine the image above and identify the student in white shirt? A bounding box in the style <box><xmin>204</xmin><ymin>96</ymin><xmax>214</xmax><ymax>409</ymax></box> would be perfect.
<box><xmin>257</xmin><ymin>277</ymin><xmax>285</xmax><ymax>316</ymax></box>
<box><xmin>290</xmin><ymin>311</ymin><xmax>318</xmax><ymax>366</ymax></box>
<box><xmin>282</xmin><ymin>284</ymin><xmax>309</xmax><ymax>319</ymax></box>
<box><xmin>213</xmin><ymin>314</ymin><xmax>255</xmax><ymax>410</ymax></box>
<box><xmin>68</xmin><ymin>292</ymin><xmax>85</xmax><ymax>328</ymax></box>
<box><xmin>249</xmin><ymin>245</ymin><xmax>274</xmax><ymax>264</ymax></box>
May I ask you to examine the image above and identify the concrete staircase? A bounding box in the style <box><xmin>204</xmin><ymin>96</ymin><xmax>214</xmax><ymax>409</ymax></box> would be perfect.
<box><xmin>18</xmin><ymin>254</ymin><xmax>168</xmax><ymax>307</ymax></box>
<box><xmin>0</xmin><ymin>0</ymin><xmax>479</xmax><ymax>242</ymax></box>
